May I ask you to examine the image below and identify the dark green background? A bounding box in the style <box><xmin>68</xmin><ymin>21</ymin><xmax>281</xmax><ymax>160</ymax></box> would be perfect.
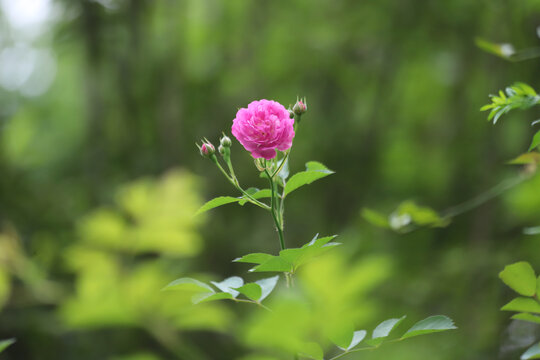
<box><xmin>1</xmin><ymin>0</ymin><xmax>540</xmax><ymax>359</ymax></box>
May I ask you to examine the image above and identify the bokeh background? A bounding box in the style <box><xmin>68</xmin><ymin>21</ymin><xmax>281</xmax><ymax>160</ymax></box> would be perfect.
<box><xmin>1</xmin><ymin>0</ymin><xmax>540</xmax><ymax>359</ymax></box>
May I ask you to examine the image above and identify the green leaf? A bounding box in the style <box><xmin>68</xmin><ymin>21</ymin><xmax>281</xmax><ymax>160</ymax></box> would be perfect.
<box><xmin>256</xmin><ymin>276</ymin><xmax>279</xmax><ymax>301</ymax></box>
<box><xmin>501</xmin><ymin>297</ymin><xmax>540</xmax><ymax>313</ymax></box>
<box><xmin>361</xmin><ymin>208</ymin><xmax>390</xmax><ymax>228</ymax></box>
<box><xmin>538</xmin><ymin>275</ymin><xmax>540</xmax><ymax>295</ymax></box>
<box><xmin>0</xmin><ymin>338</ymin><xmax>15</xmax><ymax>353</ymax></box>
<box><xmin>250</xmin><ymin>257</ymin><xmax>293</xmax><ymax>273</ymax></box>
<box><xmin>499</xmin><ymin>262</ymin><xmax>537</xmax><ymax>296</ymax></box>
<box><xmin>238</xmin><ymin>188</ymin><xmax>272</xmax><ymax>206</ymax></box>
<box><xmin>529</xmin><ymin>131</ymin><xmax>540</xmax><ymax>152</ymax></box>
<box><xmin>522</xmin><ymin>343</ymin><xmax>540</xmax><ymax>360</ymax></box>
<box><xmin>298</xmin><ymin>342</ymin><xmax>324</xmax><ymax>360</ymax></box>
<box><xmin>277</xmin><ymin>157</ymin><xmax>290</xmax><ymax>182</ymax></box>
<box><xmin>523</xmin><ymin>226</ymin><xmax>540</xmax><ymax>235</ymax></box>
<box><xmin>508</xmin><ymin>152</ymin><xmax>540</xmax><ymax>165</ymax></box>
<box><xmin>236</xmin><ymin>236</ymin><xmax>340</xmax><ymax>274</ymax></box>
<box><xmin>338</xmin><ymin>330</ymin><xmax>367</xmax><ymax>351</ymax></box>
<box><xmin>372</xmin><ymin>316</ymin><xmax>406</xmax><ymax>341</ymax></box>
<box><xmin>235</xmin><ymin>283</ymin><xmax>262</xmax><ymax>301</ymax></box>
<box><xmin>162</xmin><ymin>277</ymin><xmax>214</xmax><ymax>293</ymax></box>
<box><xmin>211</xmin><ymin>276</ymin><xmax>244</xmax><ymax>298</ymax></box>
<box><xmin>193</xmin><ymin>292</ymin><xmax>233</xmax><ymax>304</ymax></box>
<box><xmin>195</xmin><ymin>196</ymin><xmax>241</xmax><ymax>215</ymax></box>
<box><xmin>512</xmin><ymin>313</ymin><xmax>540</xmax><ymax>325</ymax></box>
<box><xmin>233</xmin><ymin>253</ymin><xmax>274</xmax><ymax>264</ymax></box>
<box><xmin>278</xmin><ymin>234</ymin><xmax>341</xmax><ymax>272</ymax></box>
<box><xmin>329</xmin><ymin>324</ymin><xmax>355</xmax><ymax>350</ymax></box>
<box><xmin>390</xmin><ymin>201</ymin><xmax>449</xmax><ymax>230</ymax></box>
<box><xmin>475</xmin><ymin>38</ymin><xmax>515</xmax><ymax>59</ymax></box>
<box><xmin>401</xmin><ymin>315</ymin><xmax>457</xmax><ymax>339</ymax></box>
<box><xmin>284</xmin><ymin>161</ymin><xmax>334</xmax><ymax>197</ymax></box>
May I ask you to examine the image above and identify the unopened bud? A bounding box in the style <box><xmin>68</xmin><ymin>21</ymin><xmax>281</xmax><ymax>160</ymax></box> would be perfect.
<box><xmin>254</xmin><ymin>158</ymin><xmax>266</xmax><ymax>172</ymax></box>
<box><xmin>218</xmin><ymin>144</ymin><xmax>226</xmax><ymax>156</ymax></box>
<box><xmin>292</xmin><ymin>98</ymin><xmax>307</xmax><ymax>116</ymax></box>
<box><xmin>220</xmin><ymin>134</ymin><xmax>232</xmax><ymax>147</ymax></box>
<box><xmin>199</xmin><ymin>142</ymin><xmax>215</xmax><ymax>157</ymax></box>
<box><xmin>288</xmin><ymin>109</ymin><xmax>295</xmax><ymax>118</ymax></box>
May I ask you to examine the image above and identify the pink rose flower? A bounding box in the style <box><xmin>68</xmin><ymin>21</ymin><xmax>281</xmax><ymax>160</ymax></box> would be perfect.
<box><xmin>231</xmin><ymin>99</ymin><xmax>295</xmax><ymax>160</ymax></box>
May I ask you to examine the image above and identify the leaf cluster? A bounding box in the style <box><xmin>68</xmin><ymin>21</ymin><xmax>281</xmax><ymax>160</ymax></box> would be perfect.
<box><xmin>234</xmin><ymin>234</ymin><xmax>340</xmax><ymax>274</ymax></box>
<box><xmin>163</xmin><ymin>275</ymin><xmax>279</xmax><ymax>306</ymax></box>
<box><xmin>324</xmin><ymin>315</ymin><xmax>456</xmax><ymax>360</ymax></box>
<box><xmin>499</xmin><ymin>262</ymin><xmax>540</xmax><ymax>359</ymax></box>
<box><xmin>480</xmin><ymin>83</ymin><xmax>540</xmax><ymax>125</ymax></box>
<box><xmin>362</xmin><ymin>201</ymin><xmax>449</xmax><ymax>233</ymax></box>
<box><xmin>195</xmin><ymin>162</ymin><xmax>334</xmax><ymax>216</ymax></box>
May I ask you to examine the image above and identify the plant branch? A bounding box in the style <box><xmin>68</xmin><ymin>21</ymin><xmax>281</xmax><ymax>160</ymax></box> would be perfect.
<box><xmin>265</xmin><ymin>168</ymin><xmax>285</xmax><ymax>250</ymax></box>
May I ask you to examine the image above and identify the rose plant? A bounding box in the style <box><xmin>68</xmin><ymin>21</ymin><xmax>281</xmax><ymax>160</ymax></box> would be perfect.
<box><xmin>166</xmin><ymin>97</ymin><xmax>457</xmax><ymax>359</ymax></box>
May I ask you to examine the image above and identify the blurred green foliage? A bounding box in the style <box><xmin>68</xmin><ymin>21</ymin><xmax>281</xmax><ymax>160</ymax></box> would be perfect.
<box><xmin>0</xmin><ymin>0</ymin><xmax>539</xmax><ymax>359</ymax></box>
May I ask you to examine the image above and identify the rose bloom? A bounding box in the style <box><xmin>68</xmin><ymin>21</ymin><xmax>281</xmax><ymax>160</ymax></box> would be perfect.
<box><xmin>231</xmin><ymin>99</ymin><xmax>295</xmax><ymax>160</ymax></box>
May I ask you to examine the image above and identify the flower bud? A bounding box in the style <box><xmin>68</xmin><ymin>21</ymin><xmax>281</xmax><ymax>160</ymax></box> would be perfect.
<box><xmin>199</xmin><ymin>141</ymin><xmax>215</xmax><ymax>158</ymax></box>
<box><xmin>254</xmin><ymin>158</ymin><xmax>266</xmax><ymax>172</ymax></box>
<box><xmin>218</xmin><ymin>144</ymin><xmax>226</xmax><ymax>156</ymax></box>
<box><xmin>292</xmin><ymin>98</ymin><xmax>307</xmax><ymax>116</ymax></box>
<box><xmin>288</xmin><ymin>109</ymin><xmax>295</xmax><ymax>118</ymax></box>
<box><xmin>220</xmin><ymin>134</ymin><xmax>232</xmax><ymax>147</ymax></box>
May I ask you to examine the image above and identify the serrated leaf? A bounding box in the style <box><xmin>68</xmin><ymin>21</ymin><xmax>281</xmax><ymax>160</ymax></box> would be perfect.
<box><xmin>401</xmin><ymin>315</ymin><xmax>457</xmax><ymax>339</ymax></box>
<box><xmin>499</xmin><ymin>262</ymin><xmax>537</xmax><ymax>296</ymax></box>
<box><xmin>512</xmin><ymin>313</ymin><xmax>540</xmax><ymax>324</ymax></box>
<box><xmin>373</xmin><ymin>316</ymin><xmax>406</xmax><ymax>339</ymax></box>
<box><xmin>284</xmin><ymin>161</ymin><xmax>334</xmax><ymax>197</ymax></box>
<box><xmin>298</xmin><ymin>342</ymin><xmax>324</xmax><ymax>360</ymax></box>
<box><xmin>162</xmin><ymin>277</ymin><xmax>214</xmax><ymax>293</ymax></box>
<box><xmin>361</xmin><ymin>208</ymin><xmax>390</xmax><ymax>228</ymax></box>
<box><xmin>234</xmin><ymin>283</ymin><xmax>262</xmax><ymax>301</ymax></box>
<box><xmin>233</xmin><ymin>253</ymin><xmax>274</xmax><ymax>264</ymax></box>
<box><xmin>211</xmin><ymin>276</ymin><xmax>244</xmax><ymax>298</ymax></box>
<box><xmin>250</xmin><ymin>257</ymin><xmax>293</xmax><ymax>273</ymax></box>
<box><xmin>195</xmin><ymin>196</ymin><xmax>240</xmax><ymax>215</ymax></box>
<box><xmin>0</xmin><ymin>338</ymin><xmax>15</xmax><ymax>353</ymax></box>
<box><xmin>193</xmin><ymin>292</ymin><xmax>233</xmax><ymax>304</ymax></box>
<box><xmin>522</xmin><ymin>342</ymin><xmax>540</xmax><ymax>359</ymax></box>
<box><xmin>501</xmin><ymin>297</ymin><xmax>540</xmax><ymax>313</ymax></box>
<box><xmin>529</xmin><ymin>131</ymin><xmax>540</xmax><ymax>152</ymax></box>
<box><xmin>256</xmin><ymin>275</ymin><xmax>279</xmax><ymax>301</ymax></box>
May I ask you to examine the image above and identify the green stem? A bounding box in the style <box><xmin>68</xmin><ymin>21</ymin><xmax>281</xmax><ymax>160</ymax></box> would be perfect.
<box><xmin>328</xmin><ymin>338</ymin><xmax>402</xmax><ymax>360</ymax></box>
<box><xmin>441</xmin><ymin>174</ymin><xmax>527</xmax><ymax>219</ymax></box>
<box><xmin>271</xmin><ymin>150</ymin><xmax>290</xmax><ymax>178</ymax></box>
<box><xmin>265</xmin><ymin>169</ymin><xmax>285</xmax><ymax>250</ymax></box>
<box><xmin>213</xmin><ymin>158</ymin><xmax>271</xmax><ymax>210</ymax></box>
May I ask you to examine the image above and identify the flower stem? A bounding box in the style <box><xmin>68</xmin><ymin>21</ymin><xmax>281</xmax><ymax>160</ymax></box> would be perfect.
<box><xmin>213</xmin><ymin>158</ymin><xmax>271</xmax><ymax>210</ymax></box>
<box><xmin>265</xmin><ymin>168</ymin><xmax>285</xmax><ymax>250</ymax></box>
